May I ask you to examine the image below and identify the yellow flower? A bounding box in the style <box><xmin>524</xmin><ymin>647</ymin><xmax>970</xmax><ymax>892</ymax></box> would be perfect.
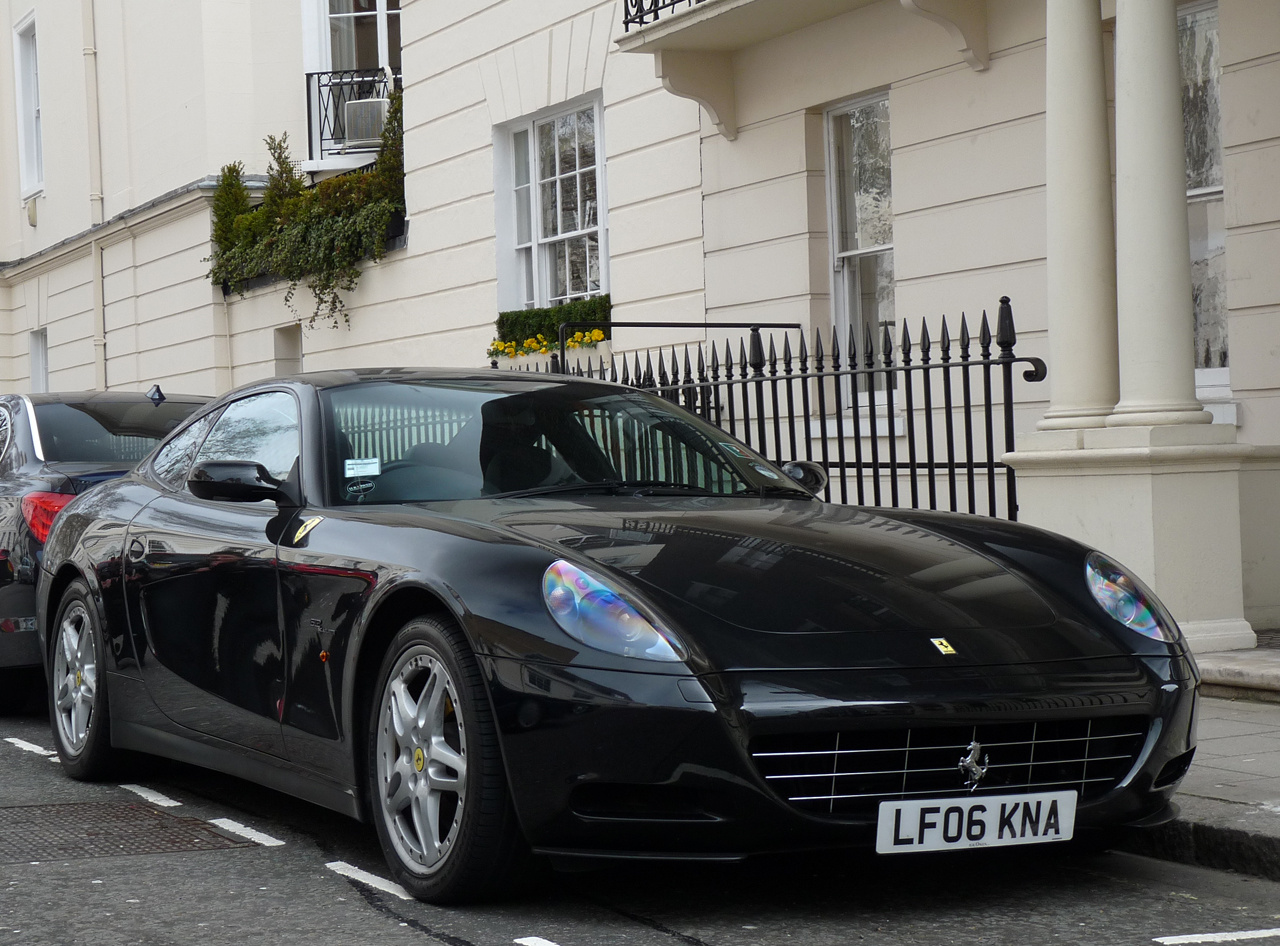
<box><xmin>540</xmin><ymin>347</ymin><xmax>549</xmax><ymax>354</ymax></box>
<box><xmin>591</xmin><ymin>328</ymin><xmax>605</xmax><ymax>341</ymax></box>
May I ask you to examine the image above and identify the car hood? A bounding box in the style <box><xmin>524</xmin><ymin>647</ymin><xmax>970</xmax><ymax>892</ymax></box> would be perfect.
<box><xmin>450</xmin><ymin>497</ymin><xmax>1129</xmax><ymax>671</ymax></box>
<box><xmin>485</xmin><ymin>498</ymin><xmax>1053</xmax><ymax>632</ymax></box>
<box><xmin>419</xmin><ymin>499</ymin><xmax>1131</xmax><ymax>670</ymax></box>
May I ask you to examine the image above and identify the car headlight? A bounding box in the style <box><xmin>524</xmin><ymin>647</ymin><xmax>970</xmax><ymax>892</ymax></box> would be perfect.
<box><xmin>542</xmin><ymin>560</ymin><xmax>686</xmax><ymax>662</ymax></box>
<box><xmin>1084</xmin><ymin>551</ymin><xmax>1178</xmax><ymax>643</ymax></box>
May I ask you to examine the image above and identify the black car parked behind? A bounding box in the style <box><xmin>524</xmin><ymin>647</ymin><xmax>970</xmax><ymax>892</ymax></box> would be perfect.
<box><xmin>0</xmin><ymin>390</ymin><xmax>206</xmax><ymax>711</ymax></box>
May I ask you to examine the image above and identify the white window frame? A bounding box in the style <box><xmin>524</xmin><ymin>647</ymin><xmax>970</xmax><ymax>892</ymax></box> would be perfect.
<box><xmin>302</xmin><ymin>0</ymin><xmax>400</xmax><ymax>77</ymax></box>
<box><xmin>12</xmin><ymin>12</ymin><xmax>43</xmax><ymax>198</ymax></box>
<box><xmin>495</xmin><ymin>97</ymin><xmax>610</xmax><ymax>312</ymax></box>
<box><xmin>825</xmin><ymin>92</ymin><xmax>895</xmax><ymax>401</ymax></box>
<box><xmin>299</xmin><ymin>0</ymin><xmax>401</xmax><ymax>172</ymax></box>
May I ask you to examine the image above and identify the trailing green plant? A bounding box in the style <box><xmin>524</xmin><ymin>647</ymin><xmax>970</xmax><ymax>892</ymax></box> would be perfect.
<box><xmin>208</xmin><ymin>90</ymin><xmax>406</xmax><ymax>326</ymax></box>
<box><xmin>490</xmin><ymin>295</ymin><xmax>611</xmax><ymax>357</ymax></box>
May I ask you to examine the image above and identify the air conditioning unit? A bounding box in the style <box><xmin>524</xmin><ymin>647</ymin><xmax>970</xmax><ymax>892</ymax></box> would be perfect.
<box><xmin>342</xmin><ymin>98</ymin><xmax>388</xmax><ymax>151</ymax></box>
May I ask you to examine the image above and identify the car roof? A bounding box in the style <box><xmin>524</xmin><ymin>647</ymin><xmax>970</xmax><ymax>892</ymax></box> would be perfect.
<box><xmin>22</xmin><ymin>391</ymin><xmax>209</xmax><ymax>405</ymax></box>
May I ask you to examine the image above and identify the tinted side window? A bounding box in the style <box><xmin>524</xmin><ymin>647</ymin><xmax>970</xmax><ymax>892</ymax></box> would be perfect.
<box><xmin>151</xmin><ymin>411</ymin><xmax>220</xmax><ymax>492</ymax></box>
<box><xmin>195</xmin><ymin>392</ymin><xmax>300</xmax><ymax>482</ymax></box>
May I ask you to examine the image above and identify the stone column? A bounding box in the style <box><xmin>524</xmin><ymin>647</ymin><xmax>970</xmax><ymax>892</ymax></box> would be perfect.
<box><xmin>1109</xmin><ymin>0</ymin><xmax>1211</xmax><ymax>426</ymax></box>
<box><xmin>1039</xmin><ymin>0</ymin><xmax>1119</xmax><ymax>430</ymax></box>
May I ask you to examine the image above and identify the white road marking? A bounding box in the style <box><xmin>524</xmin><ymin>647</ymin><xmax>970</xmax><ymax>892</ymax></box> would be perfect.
<box><xmin>119</xmin><ymin>784</ymin><xmax>182</xmax><ymax>808</ymax></box>
<box><xmin>325</xmin><ymin>861</ymin><xmax>412</xmax><ymax>901</ymax></box>
<box><xmin>209</xmin><ymin>818</ymin><xmax>285</xmax><ymax>847</ymax></box>
<box><xmin>515</xmin><ymin>938</ymin><xmax>563</xmax><ymax>946</ymax></box>
<box><xmin>1155</xmin><ymin>930</ymin><xmax>1280</xmax><ymax>944</ymax></box>
<box><xmin>4</xmin><ymin>737</ymin><xmax>54</xmax><ymax>756</ymax></box>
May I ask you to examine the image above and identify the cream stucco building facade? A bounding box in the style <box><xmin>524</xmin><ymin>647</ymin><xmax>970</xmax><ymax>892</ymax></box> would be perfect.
<box><xmin>3</xmin><ymin>0</ymin><xmax>1280</xmax><ymax>652</ymax></box>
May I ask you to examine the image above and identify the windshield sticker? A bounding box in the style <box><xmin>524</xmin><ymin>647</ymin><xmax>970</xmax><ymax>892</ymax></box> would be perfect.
<box><xmin>751</xmin><ymin>463</ymin><xmax>780</xmax><ymax>480</ymax></box>
<box><xmin>346</xmin><ymin>478</ymin><xmax>375</xmax><ymax>497</ymax></box>
<box><xmin>719</xmin><ymin>442</ymin><xmax>750</xmax><ymax>459</ymax></box>
<box><xmin>344</xmin><ymin>457</ymin><xmax>382</xmax><ymax>477</ymax></box>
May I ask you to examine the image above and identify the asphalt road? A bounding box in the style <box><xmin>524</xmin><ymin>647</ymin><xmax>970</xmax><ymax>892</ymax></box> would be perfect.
<box><xmin>3</xmin><ymin>698</ymin><xmax>1280</xmax><ymax>946</ymax></box>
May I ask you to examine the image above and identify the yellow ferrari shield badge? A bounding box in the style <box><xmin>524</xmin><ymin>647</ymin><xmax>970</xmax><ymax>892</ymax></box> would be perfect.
<box><xmin>413</xmin><ymin>747</ymin><xmax>425</xmax><ymax>772</ymax></box>
<box><xmin>931</xmin><ymin>637</ymin><xmax>957</xmax><ymax>656</ymax></box>
<box><xmin>293</xmin><ymin>516</ymin><xmax>324</xmax><ymax>544</ymax></box>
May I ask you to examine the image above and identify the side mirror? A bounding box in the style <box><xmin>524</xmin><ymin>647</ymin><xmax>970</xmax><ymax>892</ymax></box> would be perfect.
<box><xmin>188</xmin><ymin>460</ymin><xmax>286</xmax><ymax>503</ymax></box>
<box><xmin>782</xmin><ymin>460</ymin><xmax>829</xmax><ymax>494</ymax></box>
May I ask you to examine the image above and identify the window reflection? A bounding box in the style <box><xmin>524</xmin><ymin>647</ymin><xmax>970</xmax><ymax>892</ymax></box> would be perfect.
<box><xmin>196</xmin><ymin>392</ymin><xmax>300</xmax><ymax>483</ymax></box>
<box><xmin>1179</xmin><ymin>5</ymin><xmax>1226</xmax><ymax>370</ymax></box>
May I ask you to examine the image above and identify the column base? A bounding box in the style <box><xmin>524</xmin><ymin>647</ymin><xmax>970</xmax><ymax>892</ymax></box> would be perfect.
<box><xmin>1037</xmin><ymin>409</ymin><xmax>1113</xmax><ymax>431</ymax></box>
<box><xmin>1177</xmin><ymin>618</ymin><xmax>1257</xmax><ymax>654</ymax></box>
<box><xmin>1106</xmin><ymin>406</ymin><xmax>1212</xmax><ymax>426</ymax></box>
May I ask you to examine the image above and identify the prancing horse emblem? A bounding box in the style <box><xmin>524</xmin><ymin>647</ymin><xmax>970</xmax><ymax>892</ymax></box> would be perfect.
<box><xmin>959</xmin><ymin>740</ymin><xmax>988</xmax><ymax>792</ymax></box>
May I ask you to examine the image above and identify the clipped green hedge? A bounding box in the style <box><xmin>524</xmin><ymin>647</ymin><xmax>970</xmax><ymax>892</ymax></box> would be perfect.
<box><xmin>495</xmin><ymin>294</ymin><xmax>611</xmax><ymax>345</ymax></box>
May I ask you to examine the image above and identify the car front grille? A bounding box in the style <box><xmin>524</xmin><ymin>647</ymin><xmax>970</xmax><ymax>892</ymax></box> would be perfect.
<box><xmin>750</xmin><ymin>717</ymin><xmax>1149</xmax><ymax>819</ymax></box>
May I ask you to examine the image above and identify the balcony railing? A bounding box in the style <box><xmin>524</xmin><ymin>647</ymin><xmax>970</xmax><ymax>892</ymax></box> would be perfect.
<box><xmin>622</xmin><ymin>0</ymin><xmax>706</xmax><ymax>31</ymax></box>
<box><xmin>305</xmin><ymin>69</ymin><xmax>396</xmax><ymax>162</ymax></box>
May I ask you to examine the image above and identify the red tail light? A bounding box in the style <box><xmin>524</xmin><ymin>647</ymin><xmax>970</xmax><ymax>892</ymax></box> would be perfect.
<box><xmin>21</xmin><ymin>492</ymin><xmax>75</xmax><ymax>544</ymax></box>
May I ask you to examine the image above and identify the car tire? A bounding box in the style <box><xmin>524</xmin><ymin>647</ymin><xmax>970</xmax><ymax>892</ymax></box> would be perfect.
<box><xmin>48</xmin><ymin>580</ymin><xmax>115</xmax><ymax>779</ymax></box>
<box><xmin>367</xmin><ymin>614</ymin><xmax>528</xmax><ymax>903</ymax></box>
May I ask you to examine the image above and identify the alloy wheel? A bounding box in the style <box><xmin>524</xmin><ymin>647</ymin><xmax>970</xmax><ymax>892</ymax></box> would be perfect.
<box><xmin>375</xmin><ymin>646</ymin><xmax>468</xmax><ymax>874</ymax></box>
<box><xmin>52</xmin><ymin>602</ymin><xmax>97</xmax><ymax>754</ymax></box>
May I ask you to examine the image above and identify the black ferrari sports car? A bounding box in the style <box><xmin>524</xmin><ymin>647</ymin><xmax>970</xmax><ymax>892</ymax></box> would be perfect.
<box><xmin>37</xmin><ymin>369</ymin><xmax>1198</xmax><ymax>903</ymax></box>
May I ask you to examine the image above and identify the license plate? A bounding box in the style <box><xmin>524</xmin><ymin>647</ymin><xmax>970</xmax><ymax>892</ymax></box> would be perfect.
<box><xmin>875</xmin><ymin>790</ymin><xmax>1076</xmax><ymax>853</ymax></box>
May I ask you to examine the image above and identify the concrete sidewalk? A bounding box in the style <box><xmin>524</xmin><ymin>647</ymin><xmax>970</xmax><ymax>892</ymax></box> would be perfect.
<box><xmin>1120</xmin><ymin>636</ymin><xmax>1280</xmax><ymax>880</ymax></box>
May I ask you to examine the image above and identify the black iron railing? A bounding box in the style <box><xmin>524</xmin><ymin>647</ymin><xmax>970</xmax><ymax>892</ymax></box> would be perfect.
<box><xmin>305</xmin><ymin>69</ymin><xmax>394</xmax><ymax>162</ymax></box>
<box><xmin>622</xmin><ymin>0</ymin><xmax>707</xmax><ymax>31</ymax></box>
<box><xmin>502</xmin><ymin>298</ymin><xmax>1047</xmax><ymax>520</ymax></box>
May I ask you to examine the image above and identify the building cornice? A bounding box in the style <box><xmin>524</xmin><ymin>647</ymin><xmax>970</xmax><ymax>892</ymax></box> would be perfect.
<box><xmin>0</xmin><ymin>175</ymin><xmax>269</xmax><ymax>282</ymax></box>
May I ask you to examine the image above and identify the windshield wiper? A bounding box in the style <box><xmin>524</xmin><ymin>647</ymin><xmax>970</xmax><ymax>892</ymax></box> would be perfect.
<box><xmin>495</xmin><ymin>480</ymin><xmax>721</xmax><ymax>498</ymax></box>
<box><xmin>608</xmin><ymin>480</ymin><xmax>721</xmax><ymax>496</ymax></box>
<box><xmin>490</xmin><ymin>480</ymin><xmax>809</xmax><ymax>500</ymax></box>
<box><xmin>752</xmin><ymin>484</ymin><xmax>816</xmax><ymax>499</ymax></box>
<box><xmin>488</xmin><ymin>481</ymin><xmax>629</xmax><ymax>499</ymax></box>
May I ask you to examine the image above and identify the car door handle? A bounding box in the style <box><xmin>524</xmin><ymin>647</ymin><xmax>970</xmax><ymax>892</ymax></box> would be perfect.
<box><xmin>127</xmin><ymin>537</ymin><xmax>146</xmax><ymax>562</ymax></box>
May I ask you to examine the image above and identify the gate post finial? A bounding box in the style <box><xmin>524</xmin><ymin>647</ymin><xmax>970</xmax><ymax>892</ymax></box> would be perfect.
<box><xmin>748</xmin><ymin>326</ymin><xmax>765</xmax><ymax>377</ymax></box>
<box><xmin>996</xmin><ymin>295</ymin><xmax>1016</xmax><ymax>360</ymax></box>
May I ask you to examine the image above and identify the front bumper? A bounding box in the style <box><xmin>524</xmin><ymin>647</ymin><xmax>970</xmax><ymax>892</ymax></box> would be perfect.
<box><xmin>485</xmin><ymin>653</ymin><xmax>1198</xmax><ymax>859</ymax></box>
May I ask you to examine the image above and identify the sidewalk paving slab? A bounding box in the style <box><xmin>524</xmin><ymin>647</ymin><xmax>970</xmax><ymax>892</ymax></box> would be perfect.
<box><xmin>1119</xmin><ymin>692</ymin><xmax>1280</xmax><ymax>881</ymax></box>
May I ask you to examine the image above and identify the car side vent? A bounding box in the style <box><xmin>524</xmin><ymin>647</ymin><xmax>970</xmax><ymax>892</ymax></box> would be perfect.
<box><xmin>343</xmin><ymin>98</ymin><xmax>388</xmax><ymax>151</ymax></box>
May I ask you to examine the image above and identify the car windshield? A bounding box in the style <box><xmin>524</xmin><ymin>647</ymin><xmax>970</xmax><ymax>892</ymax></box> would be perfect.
<box><xmin>33</xmin><ymin>400</ymin><xmax>204</xmax><ymax>464</ymax></box>
<box><xmin>321</xmin><ymin>379</ymin><xmax>810</xmax><ymax>505</ymax></box>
